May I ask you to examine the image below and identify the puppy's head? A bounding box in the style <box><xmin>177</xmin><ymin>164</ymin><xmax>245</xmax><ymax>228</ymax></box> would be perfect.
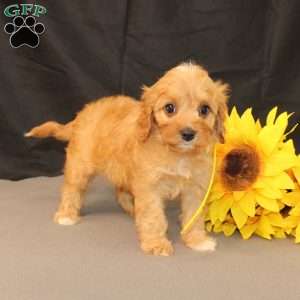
<box><xmin>138</xmin><ymin>62</ymin><xmax>229</xmax><ymax>153</ymax></box>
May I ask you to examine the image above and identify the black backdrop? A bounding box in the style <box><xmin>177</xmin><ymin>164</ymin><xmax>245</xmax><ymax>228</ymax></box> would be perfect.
<box><xmin>0</xmin><ymin>0</ymin><xmax>299</xmax><ymax>180</ymax></box>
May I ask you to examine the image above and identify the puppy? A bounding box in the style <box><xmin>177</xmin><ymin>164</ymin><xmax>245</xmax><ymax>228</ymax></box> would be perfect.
<box><xmin>26</xmin><ymin>63</ymin><xmax>229</xmax><ymax>256</ymax></box>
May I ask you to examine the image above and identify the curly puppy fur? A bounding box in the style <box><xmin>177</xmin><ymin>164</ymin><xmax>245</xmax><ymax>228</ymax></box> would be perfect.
<box><xmin>26</xmin><ymin>63</ymin><xmax>229</xmax><ymax>256</ymax></box>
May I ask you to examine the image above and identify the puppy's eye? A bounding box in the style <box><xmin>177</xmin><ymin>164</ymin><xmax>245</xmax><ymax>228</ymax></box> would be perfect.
<box><xmin>198</xmin><ymin>104</ymin><xmax>211</xmax><ymax>117</ymax></box>
<box><xmin>164</xmin><ymin>103</ymin><xmax>176</xmax><ymax>116</ymax></box>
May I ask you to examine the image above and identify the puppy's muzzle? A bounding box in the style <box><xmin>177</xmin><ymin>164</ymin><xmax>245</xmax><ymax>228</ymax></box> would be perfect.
<box><xmin>180</xmin><ymin>128</ymin><xmax>196</xmax><ymax>142</ymax></box>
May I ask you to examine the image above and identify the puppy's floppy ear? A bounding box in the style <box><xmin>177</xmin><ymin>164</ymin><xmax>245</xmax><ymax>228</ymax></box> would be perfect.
<box><xmin>137</xmin><ymin>86</ymin><xmax>154</xmax><ymax>142</ymax></box>
<box><xmin>214</xmin><ymin>81</ymin><xmax>230</xmax><ymax>143</ymax></box>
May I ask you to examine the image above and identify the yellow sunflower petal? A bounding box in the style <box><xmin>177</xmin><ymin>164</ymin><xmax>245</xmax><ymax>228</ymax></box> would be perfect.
<box><xmin>281</xmin><ymin>191</ymin><xmax>300</xmax><ymax>207</ymax></box>
<box><xmin>285</xmin><ymin>123</ymin><xmax>299</xmax><ymax>138</ymax></box>
<box><xmin>290</xmin><ymin>203</ymin><xmax>300</xmax><ymax>217</ymax></box>
<box><xmin>208</xmin><ymin>199</ymin><xmax>220</xmax><ymax>224</ymax></box>
<box><xmin>213</xmin><ymin>221</ymin><xmax>223</xmax><ymax>233</ymax></box>
<box><xmin>258</xmin><ymin>126</ymin><xmax>281</xmax><ymax>156</ymax></box>
<box><xmin>267</xmin><ymin>213</ymin><xmax>285</xmax><ymax>227</ymax></box>
<box><xmin>222</xmin><ymin>223</ymin><xmax>236</xmax><ymax>236</ymax></box>
<box><xmin>273</xmin><ymin>229</ymin><xmax>286</xmax><ymax>239</ymax></box>
<box><xmin>285</xmin><ymin>228</ymin><xmax>293</xmax><ymax>235</ymax></box>
<box><xmin>241</xmin><ymin>108</ymin><xmax>256</xmax><ymax>127</ymax></box>
<box><xmin>266</xmin><ymin>107</ymin><xmax>278</xmax><ymax>126</ymax></box>
<box><xmin>281</xmin><ymin>139</ymin><xmax>296</xmax><ymax>153</ymax></box>
<box><xmin>231</xmin><ymin>203</ymin><xmax>248</xmax><ymax>229</ymax></box>
<box><xmin>296</xmin><ymin>225</ymin><xmax>300</xmax><ymax>243</ymax></box>
<box><xmin>274</xmin><ymin>112</ymin><xmax>289</xmax><ymax>133</ymax></box>
<box><xmin>263</xmin><ymin>150</ymin><xmax>297</xmax><ymax>176</ymax></box>
<box><xmin>258</xmin><ymin>112</ymin><xmax>288</xmax><ymax>156</ymax></box>
<box><xmin>240</xmin><ymin>108</ymin><xmax>258</xmax><ymax>142</ymax></box>
<box><xmin>284</xmin><ymin>216</ymin><xmax>300</xmax><ymax>229</ymax></box>
<box><xmin>255</xmin><ymin>194</ymin><xmax>279</xmax><ymax>212</ymax></box>
<box><xmin>217</xmin><ymin>194</ymin><xmax>234</xmax><ymax>222</ymax></box>
<box><xmin>233</xmin><ymin>191</ymin><xmax>246</xmax><ymax>201</ymax></box>
<box><xmin>210</xmin><ymin>181</ymin><xmax>226</xmax><ymax>196</ymax></box>
<box><xmin>206</xmin><ymin>222</ymin><xmax>213</xmax><ymax>232</ymax></box>
<box><xmin>229</xmin><ymin>107</ymin><xmax>241</xmax><ymax>127</ymax></box>
<box><xmin>256</xmin><ymin>187</ymin><xmax>282</xmax><ymax>199</ymax></box>
<box><xmin>240</xmin><ymin>223</ymin><xmax>257</xmax><ymax>239</ymax></box>
<box><xmin>226</xmin><ymin>108</ymin><xmax>244</xmax><ymax>143</ymax></box>
<box><xmin>293</xmin><ymin>166</ymin><xmax>300</xmax><ymax>184</ymax></box>
<box><xmin>278</xmin><ymin>201</ymin><xmax>285</xmax><ymax>210</ymax></box>
<box><xmin>208</xmin><ymin>189</ymin><xmax>225</xmax><ymax>204</ymax></box>
<box><xmin>252</xmin><ymin>177</ymin><xmax>268</xmax><ymax>189</ymax></box>
<box><xmin>265</xmin><ymin>173</ymin><xmax>295</xmax><ymax>190</ymax></box>
<box><xmin>238</xmin><ymin>192</ymin><xmax>256</xmax><ymax>217</ymax></box>
<box><xmin>255</xmin><ymin>216</ymin><xmax>275</xmax><ymax>239</ymax></box>
<box><xmin>256</xmin><ymin>119</ymin><xmax>262</xmax><ymax>131</ymax></box>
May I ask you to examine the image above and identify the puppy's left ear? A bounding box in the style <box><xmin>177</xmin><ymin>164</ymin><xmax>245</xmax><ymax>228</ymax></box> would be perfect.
<box><xmin>214</xmin><ymin>81</ymin><xmax>230</xmax><ymax>143</ymax></box>
<box><xmin>137</xmin><ymin>86</ymin><xmax>154</xmax><ymax>142</ymax></box>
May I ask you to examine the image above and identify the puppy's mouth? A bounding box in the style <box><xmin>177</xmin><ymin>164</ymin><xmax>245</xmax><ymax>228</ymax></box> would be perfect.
<box><xmin>174</xmin><ymin>136</ymin><xmax>199</xmax><ymax>152</ymax></box>
<box><xmin>178</xmin><ymin>140</ymin><xmax>196</xmax><ymax>150</ymax></box>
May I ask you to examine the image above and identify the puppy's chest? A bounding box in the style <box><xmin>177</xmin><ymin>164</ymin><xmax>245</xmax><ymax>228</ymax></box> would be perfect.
<box><xmin>156</xmin><ymin>158</ymin><xmax>206</xmax><ymax>199</ymax></box>
<box><xmin>158</xmin><ymin>158</ymin><xmax>193</xmax><ymax>180</ymax></box>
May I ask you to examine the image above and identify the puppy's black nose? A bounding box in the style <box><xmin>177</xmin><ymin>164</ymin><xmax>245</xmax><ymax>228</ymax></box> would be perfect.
<box><xmin>180</xmin><ymin>128</ymin><xmax>196</xmax><ymax>142</ymax></box>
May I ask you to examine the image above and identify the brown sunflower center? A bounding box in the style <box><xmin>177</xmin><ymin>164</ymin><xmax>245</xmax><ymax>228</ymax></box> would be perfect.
<box><xmin>221</xmin><ymin>146</ymin><xmax>260</xmax><ymax>191</ymax></box>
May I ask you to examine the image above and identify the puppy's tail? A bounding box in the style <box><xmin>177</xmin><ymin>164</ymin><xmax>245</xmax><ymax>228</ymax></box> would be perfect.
<box><xmin>25</xmin><ymin>120</ymin><xmax>75</xmax><ymax>141</ymax></box>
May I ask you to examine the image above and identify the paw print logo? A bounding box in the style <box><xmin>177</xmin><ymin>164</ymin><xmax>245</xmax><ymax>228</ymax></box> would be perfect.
<box><xmin>4</xmin><ymin>16</ymin><xmax>45</xmax><ymax>48</ymax></box>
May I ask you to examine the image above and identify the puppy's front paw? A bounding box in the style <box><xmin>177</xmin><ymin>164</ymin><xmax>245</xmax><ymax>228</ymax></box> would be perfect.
<box><xmin>188</xmin><ymin>237</ymin><xmax>216</xmax><ymax>252</ymax></box>
<box><xmin>54</xmin><ymin>211</ymin><xmax>80</xmax><ymax>226</ymax></box>
<box><xmin>183</xmin><ymin>233</ymin><xmax>216</xmax><ymax>252</ymax></box>
<box><xmin>141</xmin><ymin>238</ymin><xmax>174</xmax><ymax>256</ymax></box>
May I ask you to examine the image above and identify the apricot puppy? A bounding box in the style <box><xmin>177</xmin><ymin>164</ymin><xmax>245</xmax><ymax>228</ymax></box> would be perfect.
<box><xmin>26</xmin><ymin>63</ymin><xmax>229</xmax><ymax>256</ymax></box>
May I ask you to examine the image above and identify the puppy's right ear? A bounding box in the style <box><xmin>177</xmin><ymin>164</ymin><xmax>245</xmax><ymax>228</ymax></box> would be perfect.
<box><xmin>137</xmin><ymin>86</ymin><xmax>154</xmax><ymax>142</ymax></box>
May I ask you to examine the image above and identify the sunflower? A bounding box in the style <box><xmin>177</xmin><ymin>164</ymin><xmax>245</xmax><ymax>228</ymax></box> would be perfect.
<box><xmin>282</xmin><ymin>188</ymin><xmax>300</xmax><ymax>243</ymax></box>
<box><xmin>206</xmin><ymin>107</ymin><xmax>298</xmax><ymax>240</ymax></box>
<box><xmin>281</xmin><ymin>157</ymin><xmax>300</xmax><ymax>243</ymax></box>
<box><xmin>292</xmin><ymin>155</ymin><xmax>300</xmax><ymax>185</ymax></box>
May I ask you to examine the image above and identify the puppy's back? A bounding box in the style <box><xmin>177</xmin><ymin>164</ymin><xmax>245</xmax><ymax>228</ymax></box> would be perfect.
<box><xmin>69</xmin><ymin>96</ymin><xmax>141</xmax><ymax>185</ymax></box>
<box><xmin>73</xmin><ymin>95</ymin><xmax>140</xmax><ymax>143</ymax></box>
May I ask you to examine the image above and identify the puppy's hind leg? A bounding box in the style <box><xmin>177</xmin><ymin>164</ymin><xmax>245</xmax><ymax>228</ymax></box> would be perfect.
<box><xmin>54</xmin><ymin>152</ymin><xmax>94</xmax><ymax>225</ymax></box>
<box><xmin>116</xmin><ymin>189</ymin><xmax>134</xmax><ymax>217</ymax></box>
